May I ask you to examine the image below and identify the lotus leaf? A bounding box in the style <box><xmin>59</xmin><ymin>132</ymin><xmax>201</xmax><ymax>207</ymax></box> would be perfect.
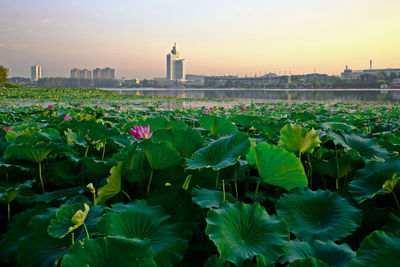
<box><xmin>283</xmin><ymin>240</ymin><xmax>355</xmax><ymax>267</ymax></box>
<box><xmin>141</xmin><ymin>140</ymin><xmax>181</xmax><ymax>170</ymax></box>
<box><xmin>205</xmin><ymin>201</ymin><xmax>289</xmax><ymax>265</ymax></box>
<box><xmin>277</xmin><ymin>188</ymin><xmax>361</xmax><ymax>241</ymax></box>
<box><xmin>191</xmin><ymin>186</ymin><xmax>237</xmax><ymax>208</ymax></box>
<box><xmin>95</xmin><ymin>162</ymin><xmax>123</xmax><ymax>205</ymax></box>
<box><xmin>186</xmin><ymin>132</ymin><xmax>250</xmax><ymax>171</ymax></box>
<box><xmin>327</xmin><ymin>131</ymin><xmax>389</xmax><ymax>160</ymax></box>
<box><xmin>278</xmin><ymin>124</ymin><xmax>321</xmax><ymax>154</ymax></box>
<box><xmin>97</xmin><ymin>200</ymin><xmax>188</xmax><ymax>266</ymax></box>
<box><xmin>199</xmin><ymin>115</ymin><xmax>238</xmax><ymax>137</ymax></box>
<box><xmin>247</xmin><ymin>142</ymin><xmax>308</xmax><ymax>191</ymax></box>
<box><xmin>60</xmin><ymin>236</ymin><xmax>156</xmax><ymax>267</ymax></box>
<box><xmin>348</xmin><ymin>231</ymin><xmax>400</xmax><ymax>267</ymax></box>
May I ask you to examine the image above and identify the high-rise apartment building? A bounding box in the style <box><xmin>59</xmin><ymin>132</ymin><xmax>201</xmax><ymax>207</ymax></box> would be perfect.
<box><xmin>80</xmin><ymin>69</ymin><xmax>92</xmax><ymax>79</ymax></box>
<box><xmin>101</xmin><ymin>67</ymin><xmax>115</xmax><ymax>80</ymax></box>
<box><xmin>31</xmin><ymin>65</ymin><xmax>42</xmax><ymax>81</ymax></box>
<box><xmin>166</xmin><ymin>43</ymin><xmax>185</xmax><ymax>80</ymax></box>
<box><xmin>70</xmin><ymin>68</ymin><xmax>80</xmax><ymax>78</ymax></box>
<box><xmin>70</xmin><ymin>67</ymin><xmax>115</xmax><ymax>80</ymax></box>
<box><xmin>93</xmin><ymin>68</ymin><xmax>102</xmax><ymax>80</ymax></box>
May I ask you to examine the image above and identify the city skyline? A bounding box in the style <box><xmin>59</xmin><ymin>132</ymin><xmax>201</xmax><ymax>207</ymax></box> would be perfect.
<box><xmin>1</xmin><ymin>0</ymin><xmax>399</xmax><ymax>78</ymax></box>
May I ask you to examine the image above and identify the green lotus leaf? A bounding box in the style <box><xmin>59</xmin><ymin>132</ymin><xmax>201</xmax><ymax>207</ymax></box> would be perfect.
<box><xmin>186</xmin><ymin>132</ymin><xmax>250</xmax><ymax>171</ymax></box>
<box><xmin>97</xmin><ymin>200</ymin><xmax>188</xmax><ymax>266</ymax></box>
<box><xmin>327</xmin><ymin>131</ymin><xmax>389</xmax><ymax>160</ymax></box>
<box><xmin>0</xmin><ymin>205</ymin><xmax>48</xmax><ymax>262</ymax></box>
<box><xmin>95</xmin><ymin>162</ymin><xmax>123</xmax><ymax>205</ymax></box>
<box><xmin>348</xmin><ymin>231</ymin><xmax>400</xmax><ymax>267</ymax></box>
<box><xmin>383</xmin><ymin>212</ymin><xmax>400</xmax><ymax>235</ymax></box>
<box><xmin>247</xmin><ymin>142</ymin><xmax>308</xmax><ymax>191</ymax></box>
<box><xmin>278</xmin><ymin>124</ymin><xmax>321</xmax><ymax>154</ymax></box>
<box><xmin>146</xmin><ymin>186</ymin><xmax>200</xmax><ymax>232</ymax></box>
<box><xmin>60</xmin><ymin>236</ymin><xmax>156</xmax><ymax>267</ymax></box>
<box><xmin>64</xmin><ymin>128</ymin><xmax>87</xmax><ymax>147</ymax></box>
<box><xmin>348</xmin><ymin>157</ymin><xmax>400</xmax><ymax>202</ymax></box>
<box><xmin>152</xmin><ymin>128</ymin><xmax>204</xmax><ymax>157</ymax></box>
<box><xmin>0</xmin><ymin>180</ymin><xmax>34</xmax><ymax>203</ymax></box>
<box><xmin>199</xmin><ymin>115</ymin><xmax>238</xmax><ymax>137</ymax></box>
<box><xmin>276</xmin><ymin>188</ymin><xmax>361</xmax><ymax>241</ymax></box>
<box><xmin>204</xmin><ymin>255</ymin><xmax>230</xmax><ymax>267</ymax></box>
<box><xmin>17</xmin><ymin>211</ymin><xmax>71</xmax><ymax>267</ymax></box>
<box><xmin>4</xmin><ymin>142</ymin><xmax>55</xmax><ymax>163</ymax></box>
<box><xmin>141</xmin><ymin>140</ymin><xmax>181</xmax><ymax>170</ymax></box>
<box><xmin>64</xmin><ymin>119</ymin><xmax>111</xmax><ymax>145</ymax></box>
<box><xmin>32</xmin><ymin>186</ymin><xmax>85</xmax><ymax>204</ymax></box>
<box><xmin>48</xmin><ymin>203</ymin><xmax>90</xmax><ymax>238</ymax></box>
<box><xmin>135</xmin><ymin>116</ymin><xmax>187</xmax><ymax>131</ymax></box>
<box><xmin>283</xmin><ymin>240</ymin><xmax>355</xmax><ymax>267</ymax></box>
<box><xmin>205</xmin><ymin>201</ymin><xmax>289</xmax><ymax>265</ymax></box>
<box><xmin>191</xmin><ymin>187</ymin><xmax>237</xmax><ymax>208</ymax></box>
<box><xmin>111</xmin><ymin>145</ymin><xmax>146</xmax><ymax>182</ymax></box>
<box><xmin>287</xmin><ymin>258</ymin><xmax>329</xmax><ymax>267</ymax></box>
<box><xmin>320</xmin><ymin>122</ymin><xmax>356</xmax><ymax>132</ymax></box>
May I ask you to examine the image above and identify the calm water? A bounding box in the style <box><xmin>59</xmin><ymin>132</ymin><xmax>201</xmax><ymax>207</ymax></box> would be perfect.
<box><xmin>102</xmin><ymin>88</ymin><xmax>400</xmax><ymax>104</ymax></box>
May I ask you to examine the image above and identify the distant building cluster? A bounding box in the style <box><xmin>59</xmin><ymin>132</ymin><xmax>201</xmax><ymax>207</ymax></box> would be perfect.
<box><xmin>341</xmin><ymin>61</ymin><xmax>400</xmax><ymax>79</ymax></box>
<box><xmin>70</xmin><ymin>67</ymin><xmax>115</xmax><ymax>80</ymax></box>
<box><xmin>31</xmin><ymin>64</ymin><xmax>42</xmax><ymax>81</ymax></box>
<box><xmin>166</xmin><ymin>43</ymin><xmax>185</xmax><ymax>81</ymax></box>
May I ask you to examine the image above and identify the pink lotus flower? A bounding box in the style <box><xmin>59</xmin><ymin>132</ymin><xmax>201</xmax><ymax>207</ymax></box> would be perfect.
<box><xmin>310</xmin><ymin>110</ymin><xmax>316</xmax><ymax>114</ymax></box>
<box><xmin>130</xmin><ymin>125</ymin><xmax>153</xmax><ymax>139</ymax></box>
<box><xmin>240</xmin><ymin>106</ymin><xmax>246</xmax><ymax>111</ymax></box>
<box><xmin>114</xmin><ymin>107</ymin><xmax>119</xmax><ymax>111</ymax></box>
<box><xmin>273</xmin><ymin>105</ymin><xmax>277</xmax><ymax>109</ymax></box>
<box><xmin>203</xmin><ymin>109</ymin><xmax>210</xmax><ymax>114</ymax></box>
<box><xmin>82</xmin><ymin>100</ymin><xmax>86</xmax><ymax>104</ymax></box>
<box><xmin>104</xmin><ymin>112</ymin><xmax>109</xmax><ymax>116</ymax></box>
<box><xmin>2</xmin><ymin>126</ymin><xmax>13</xmax><ymax>131</ymax></box>
<box><xmin>77</xmin><ymin>105</ymin><xmax>82</xmax><ymax>108</ymax></box>
<box><xmin>47</xmin><ymin>105</ymin><xmax>54</xmax><ymax>109</ymax></box>
<box><xmin>64</xmin><ymin>115</ymin><xmax>72</xmax><ymax>120</ymax></box>
<box><xmin>209</xmin><ymin>107</ymin><xmax>213</xmax><ymax>110</ymax></box>
<box><xmin>95</xmin><ymin>105</ymin><xmax>99</xmax><ymax>109</ymax></box>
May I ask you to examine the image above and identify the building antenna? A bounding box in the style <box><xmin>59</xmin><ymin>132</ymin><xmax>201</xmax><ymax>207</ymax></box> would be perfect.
<box><xmin>370</xmin><ymin>59</ymin><xmax>372</xmax><ymax>70</ymax></box>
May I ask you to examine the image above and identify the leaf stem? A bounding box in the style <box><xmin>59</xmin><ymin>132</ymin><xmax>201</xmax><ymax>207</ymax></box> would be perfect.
<box><xmin>101</xmin><ymin>140</ymin><xmax>106</xmax><ymax>160</ymax></box>
<box><xmin>222</xmin><ymin>180</ymin><xmax>226</xmax><ymax>202</ymax></box>
<box><xmin>7</xmin><ymin>202</ymin><xmax>10</xmax><ymax>225</ymax></box>
<box><xmin>71</xmin><ymin>232</ymin><xmax>75</xmax><ymax>245</ymax></box>
<box><xmin>147</xmin><ymin>168</ymin><xmax>154</xmax><ymax>194</ymax></box>
<box><xmin>234</xmin><ymin>180</ymin><xmax>239</xmax><ymax>199</ymax></box>
<box><xmin>84</xmin><ymin>145</ymin><xmax>90</xmax><ymax>157</ymax></box>
<box><xmin>392</xmin><ymin>192</ymin><xmax>400</xmax><ymax>210</ymax></box>
<box><xmin>254</xmin><ymin>180</ymin><xmax>261</xmax><ymax>202</ymax></box>
<box><xmin>215</xmin><ymin>170</ymin><xmax>220</xmax><ymax>190</ymax></box>
<box><xmin>121</xmin><ymin>190</ymin><xmax>132</xmax><ymax>201</ymax></box>
<box><xmin>38</xmin><ymin>162</ymin><xmax>45</xmax><ymax>193</ymax></box>
<box><xmin>83</xmin><ymin>223</ymin><xmax>90</xmax><ymax>239</ymax></box>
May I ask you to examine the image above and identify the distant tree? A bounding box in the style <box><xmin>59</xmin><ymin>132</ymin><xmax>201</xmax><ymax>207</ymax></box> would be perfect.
<box><xmin>0</xmin><ymin>65</ymin><xmax>8</xmax><ymax>83</ymax></box>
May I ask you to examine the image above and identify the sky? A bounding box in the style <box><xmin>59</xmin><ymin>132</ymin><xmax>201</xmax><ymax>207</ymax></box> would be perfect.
<box><xmin>1</xmin><ymin>0</ymin><xmax>399</xmax><ymax>79</ymax></box>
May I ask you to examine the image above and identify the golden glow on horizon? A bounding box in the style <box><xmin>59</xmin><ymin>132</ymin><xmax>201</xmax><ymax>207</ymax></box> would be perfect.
<box><xmin>0</xmin><ymin>0</ymin><xmax>399</xmax><ymax>78</ymax></box>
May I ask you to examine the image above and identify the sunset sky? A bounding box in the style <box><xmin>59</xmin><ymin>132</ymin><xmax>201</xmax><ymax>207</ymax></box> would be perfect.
<box><xmin>1</xmin><ymin>0</ymin><xmax>399</xmax><ymax>79</ymax></box>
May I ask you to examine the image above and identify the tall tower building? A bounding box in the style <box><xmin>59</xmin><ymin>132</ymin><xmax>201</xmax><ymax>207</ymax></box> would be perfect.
<box><xmin>31</xmin><ymin>65</ymin><xmax>42</xmax><ymax>81</ymax></box>
<box><xmin>166</xmin><ymin>43</ymin><xmax>185</xmax><ymax>80</ymax></box>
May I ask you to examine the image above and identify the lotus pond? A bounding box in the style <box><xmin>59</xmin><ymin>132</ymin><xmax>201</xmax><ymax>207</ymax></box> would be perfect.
<box><xmin>0</xmin><ymin>87</ymin><xmax>400</xmax><ymax>266</ymax></box>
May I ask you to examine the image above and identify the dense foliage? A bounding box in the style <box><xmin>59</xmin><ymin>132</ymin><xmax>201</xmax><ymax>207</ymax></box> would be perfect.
<box><xmin>0</xmin><ymin>88</ymin><xmax>399</xmax><ymax>266</ymax></box>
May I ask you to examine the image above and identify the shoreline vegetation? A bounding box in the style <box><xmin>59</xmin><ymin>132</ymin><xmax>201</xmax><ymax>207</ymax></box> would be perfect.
<box><xmin>0</xmin><ymin>86</ymin><xmax>399</xmax><ymax>266</ymax></box>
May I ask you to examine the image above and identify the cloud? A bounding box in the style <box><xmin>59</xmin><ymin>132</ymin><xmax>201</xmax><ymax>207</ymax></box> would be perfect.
<box><xmin>42</xmin><ymin>18</ymin><xmax>49</xmax><ymax>23</ymax></box>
